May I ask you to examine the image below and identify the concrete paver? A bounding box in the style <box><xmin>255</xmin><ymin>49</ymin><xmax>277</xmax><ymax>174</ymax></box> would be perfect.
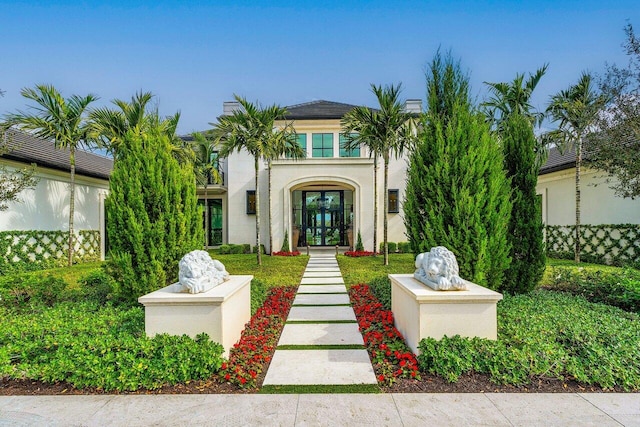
<box><xmin>287</xmin><ymin>306</ymin><xmax>356</xmax><ymax>321</ymax></box>
<box><xmin>262</xmin><ymin>350</ymin><xmax>377</xmax><ymax>385</ymax></box>
<box><xmin>297</xmin><ymin>285</ymin><xmax>347</xmax><ymax>293</ymax></box>
<box><xmin>296</xmin><ymin>394</ymin><xmax>401</xmax><ymax>426</ymax></box>
<box><xmin>486</xmin><ymin>393</ymin><xmax>624</xmax><ymax>426</ymax></box>
<box><xmin>302</xmin><ymin>271</ymin><xmax>342</xmax><ymax>277</ymax></box>
<box><xmin>278</xmin><ymin>323</ymin><xmax>364</xmax><ymax>346</ymax></box>
<box><xmin>293</xmin><ymin>293</ymin><xmax>350</xmax><ymax>305</ymax></box>
<box><xmin>300</xmin><ymin>277</ymin><xmax>344</xmax><ymax>285</ymax></box>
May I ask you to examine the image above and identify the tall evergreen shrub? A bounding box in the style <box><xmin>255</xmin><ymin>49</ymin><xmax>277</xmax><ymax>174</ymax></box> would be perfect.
<box><xmin>501</xmin><ymin>114</ymin><xmax>546</xmax><ymax>293</ymax></box>
<box><xmin>105</xmin><ymin>131</ymin><xmax>203</xmax><ymax>302</ymax></box>
<box><xmin>404</xmin><ymin>52</ymin><xmax>512</xmax><ymax>290</ymax></box>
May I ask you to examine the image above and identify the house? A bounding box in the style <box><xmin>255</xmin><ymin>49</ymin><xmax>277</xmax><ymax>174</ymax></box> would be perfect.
<box><xmin>536</xmin><ymin>147</ymin><xmax>640</xmax><ymax>226</ymax></box>
<box><xmin>0</xmin><ymin>129</ymin><xmax>111</xmax><ymax>262</ymax></box>
<box><xmin>205</xmin><ymin>99</ymin><xmax>420</xmax><ymax>253</ymax></box>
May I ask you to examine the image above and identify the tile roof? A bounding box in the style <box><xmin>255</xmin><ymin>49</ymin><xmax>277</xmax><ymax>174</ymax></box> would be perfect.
<box><xmin>539</xmin><ymin>146</ymin><xmax>576</xmax><ymax>175</ymax></box>
<box><xmin>1</xmin><ymin>129</ymin><xmax>113</xmax><ymax>180</ymax></box>
<box><xmin>283</xmin><ymin>100</ymin><xmax>369</xmax><ymax>120</ymax></box>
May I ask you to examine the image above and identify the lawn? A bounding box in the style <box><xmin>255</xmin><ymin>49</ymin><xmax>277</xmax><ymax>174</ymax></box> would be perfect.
<box><xmin>337</xmin><ymin>253</ymin><xmax>414</xmax><ymax>286</ymax></box>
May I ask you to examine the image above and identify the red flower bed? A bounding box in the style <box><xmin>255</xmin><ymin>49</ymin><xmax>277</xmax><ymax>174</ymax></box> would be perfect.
<box><xmin>219</xmin><ymin>286</ymin><xmax>296</xmax><ymax>388</ymax></box>
<box><xmin>344</xmin><ymin>250</ymin><xmax>375</xmax><ymax>257</ymax></box>
<box><xmin>349</xmin><ymin>284</ymin><xmax>420</xmax><ymax>385</ymax></box>
<box><xmin>271</xmin><ymin>251</ymin><xmax>301</xmax><ymax>256</ymax></box>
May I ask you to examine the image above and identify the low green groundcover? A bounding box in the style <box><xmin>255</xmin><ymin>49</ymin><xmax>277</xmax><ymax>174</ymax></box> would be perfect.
<box><xmin>418</xmin><ymin>290</ymin><xmax>640</xmax><ymax>390</ymax></box>
<box><xmin>0</xmin><ymin>302</ymin><xmax>224</xmax><ymax>391</ymax></box>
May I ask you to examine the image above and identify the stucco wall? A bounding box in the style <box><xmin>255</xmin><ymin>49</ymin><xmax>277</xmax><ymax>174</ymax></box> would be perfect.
<box><xmin>536</xmin><ymin>167</ymin><xmax>640</xmax><ymax>225</ymax></box>
<box><xmin>0</xmin><ymin>161</ymin><xmax>109</xmax><ymax>232</ymax></box>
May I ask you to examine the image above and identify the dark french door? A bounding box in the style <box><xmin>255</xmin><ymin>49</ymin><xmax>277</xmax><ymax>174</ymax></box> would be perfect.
<box><xmin>301</xmin><ymin>190</ymin><xmax>345</xmax><ymax>246</ymax></box>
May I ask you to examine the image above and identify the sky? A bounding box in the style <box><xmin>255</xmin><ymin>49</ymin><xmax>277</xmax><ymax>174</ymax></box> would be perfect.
<box><xmin>1</xmin><ymin>0</ymin><xmax>639</xmax><ymax>135</ymax></box>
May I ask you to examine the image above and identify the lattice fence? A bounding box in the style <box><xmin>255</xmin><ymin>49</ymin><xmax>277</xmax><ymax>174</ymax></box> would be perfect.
<box><xmin>0</xmin><ymin>230</ymin><xmax>101</xmax><ymax>274</ymax></box>
<box><xmin>545</xmin><ymin>224</ymin><xmax>640</xmax><ymax>266</ymax></box>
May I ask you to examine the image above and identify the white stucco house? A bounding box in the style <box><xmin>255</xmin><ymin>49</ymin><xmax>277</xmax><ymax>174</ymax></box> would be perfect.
<box><xmin>197</xmin><ymin>99</ymin><xmax>419</xmax><ymax>253</ymax></box>
<box><xmin>0</xmin><ymin>129</ymin><xmax>111</xmax><ymax>262</ymax></box>
<box><xmin>536</xmin><ymin>147</ymin><xmax>640</xmax><ymax>226</ymax></box>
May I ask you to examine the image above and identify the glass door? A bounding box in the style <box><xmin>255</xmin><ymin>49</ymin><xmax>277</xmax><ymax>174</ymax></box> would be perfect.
<box><xmin>301</xmin><ymin>191</ymin><xmax>345</xmax><ymax>246</ymax></box>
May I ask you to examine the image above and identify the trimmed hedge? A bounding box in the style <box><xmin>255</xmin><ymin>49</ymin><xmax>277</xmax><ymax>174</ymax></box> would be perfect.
<box><xmin>417</xmin><ymin>290</ymin><xmax>640</xmax><ymax>390</ymax></box>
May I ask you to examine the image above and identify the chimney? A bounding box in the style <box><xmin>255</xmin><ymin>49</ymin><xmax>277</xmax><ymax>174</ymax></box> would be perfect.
<box><xmin>404</xmin><ymin>99</ymin><xmax>422</xmax><ymax>114</ymax></box>
<box><xmin>223</xmin><ymin>101</ymin><xmax>242</xmax><ymax>116</ymax></box>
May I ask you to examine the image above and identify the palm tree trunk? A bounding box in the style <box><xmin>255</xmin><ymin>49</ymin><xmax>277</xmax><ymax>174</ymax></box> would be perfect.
<box><xmin>204</xmin><ymin>184</ymin><xmax>209</xmax><ymax>248</ymax></box>
<box><xmin>373</xmin><ymin>156</ymin><xmax>378</xmax><ymax>256</ymax></box>
<box><xmin>68</xmin><ymin>146</ymin><xmax>76</xmax><ymax>267</ymax></box>
<box><xmin>575</xmin><ymin>137</ymin><xmax>582</xmax><ymax>263</ymax></box>
<box><xmin>255</xmin><ymin>156</ymin><xmax>262</xmax><ymax>266</ymax></box>
<box><xmin>268</xmin><ymin>161</ymin><xmax>272</xmax><ymax>255</ymax></box>
<box><xmin>383</xmin><ymin>152</ymin><xmax>389</xmax><ymax>266</ymax></box>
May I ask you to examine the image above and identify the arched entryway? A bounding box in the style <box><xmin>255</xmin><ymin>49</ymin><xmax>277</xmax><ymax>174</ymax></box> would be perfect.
<box><xmin>285</xmin><ymin>178</ymin><xmax>359</xmax><ymax>249</ymax></box>
<box><xmin>292</xmin><ymin>189</ymin><xmax>353</xmax><ymax>246</ymax></box>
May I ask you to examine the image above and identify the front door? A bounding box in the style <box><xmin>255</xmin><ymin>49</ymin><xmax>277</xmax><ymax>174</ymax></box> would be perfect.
<box><xmin>302</xmin><ymin>191</ymin><xmax>344</xmax><ymax>246</ymax></box>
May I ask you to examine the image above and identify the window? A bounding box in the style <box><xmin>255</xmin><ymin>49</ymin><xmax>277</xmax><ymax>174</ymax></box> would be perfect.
<box><xmin>388</xmin><ymin>189</ymin><xmax>399</xmax><ymax>213</ymax></box>
<box><xmin>287</xmin><ymin>134</ymin><xmax>307</xmax><ymax>158</ymax></box>
<box><xmin>339</xmin><ymin>134</ymin><xmax>360</xmax><ymax>157</ymax></box>
<box><xmin>246</xmin><ymin>190</ymin><xmax>256</xmax><ymax>214</ymax></box>
<box><xmin>312</xmin><ymin>133</ymin><xmax>334</xmax><ymax>158</ymax></box>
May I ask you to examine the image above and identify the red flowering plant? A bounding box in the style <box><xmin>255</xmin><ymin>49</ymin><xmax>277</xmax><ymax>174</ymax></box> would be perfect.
<box><xmin>271</xmin><ymin>251</ymin><xmax>301</xmax><ymax>256</ymax></box>
<box><xmin>344</xmin><ymin>251</ymin><xmax>375</xmax><ymax>257</ymax></box>
<box><xmin>349</xmin><ymin>284</ymin><xmax>420</xmax><ymax>385</ymax></box>
<box><xmin>219</xmin><ymin>286</ymin><xmax>296</xmax><ymax>388</ymax></box>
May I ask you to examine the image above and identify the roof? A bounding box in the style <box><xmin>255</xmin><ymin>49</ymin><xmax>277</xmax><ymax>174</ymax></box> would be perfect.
<box><xmin>1</xmin><ymin>129</ymin><xmax>113</xmax><ymax>180</ymax></box>
<box><xmin>283</xmin><ymin>100</ymin><xmax>368</xmax><ymax>120</ymax></box>
<box><xmin>539</xmin><ymin>146</ymin><xmax>578</xmax><ymax>175</ymax></box>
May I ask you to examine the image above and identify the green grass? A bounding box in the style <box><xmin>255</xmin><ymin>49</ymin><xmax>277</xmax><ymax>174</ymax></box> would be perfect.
<box><xmin>540</xmin><ymin>258</ymin><xmax>633</xmax><ymax>286</ymax></box>
<box><xmin>337</xmin><ymin>253</ymin><xmax>414</xmax><ymax>287</ymax></box>
<box><xmin>0</xmin><ymin>262</ymin><xmax>104</xmax><ymax>290</ymax></box>
<box><xmin>276</xmin><ymin>345</ymin><xmax>365</xmax><ymax>350</ymax></box>
<box><xmin>209</xmin><ymin>253</ymin><xmax>308</xmax><ymax>288</ymax></box>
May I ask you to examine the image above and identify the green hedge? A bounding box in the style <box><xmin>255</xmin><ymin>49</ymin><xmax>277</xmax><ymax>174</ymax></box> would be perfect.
<box><xmin>417</xmin><ymin>290</ymin><xmax>640</xmax><ymax>390</ymax></box>
<box><xmin>0</xmin><ymin>230</ymin><xmax>101</xmax><ymax>275</ymax></box>
<box><xmin>546</xmin><ymin>266</ymin><xmax>640</xmax><ymax>313</ymax></box>
<box><xmin>0</xmin><ymin>302</ymin><xmax>224</xmax><ymax>391</ymax></box>
<box><xmin>546</xmin><ymin>224</ymin><xmax>639</xmax><ymax>267</ymax></box>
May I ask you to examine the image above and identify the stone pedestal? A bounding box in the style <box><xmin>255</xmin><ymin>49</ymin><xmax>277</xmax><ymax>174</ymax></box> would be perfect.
<box><xmin>389</xmin><ymin>274</ymin><xmax>502</xmax><ymax>355</ymax></box>
<box><xmin>138</xmin><ymin>275</ymin><xmax>252</xmax><ymax>357</ymax></box>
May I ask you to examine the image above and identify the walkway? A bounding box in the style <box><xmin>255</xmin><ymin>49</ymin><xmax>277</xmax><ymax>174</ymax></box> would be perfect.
<box><xmin>262</xmin><ymin>251</ymin><xmax>377</xmax><ymax>387</ymax></box>
<box><xmin>2</xmin><ymin>393</ymin><xmax>638</xmax><ymax>426</ymax></box>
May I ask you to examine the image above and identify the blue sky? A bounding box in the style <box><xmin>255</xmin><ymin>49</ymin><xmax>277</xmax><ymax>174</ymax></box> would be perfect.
<box><xmin>1</xmin><ymin>0</ymin><xmax>639</xmax><ymax>134</ymax></box>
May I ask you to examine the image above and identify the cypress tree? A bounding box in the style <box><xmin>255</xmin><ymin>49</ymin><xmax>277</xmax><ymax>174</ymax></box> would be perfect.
<box><xmin>501</xmin><ymin>113</ymin><xmax>546</xmax><ymax>293</ymax></box>
<box><xmin>404</xmin><ymin>52</ymin><xmax>512</xmax><ymax>290</ymax></box>
<box><xmin>105</xmin><ymin>130</ymin><xmax>203</xmax><ymax>302</ymax></box>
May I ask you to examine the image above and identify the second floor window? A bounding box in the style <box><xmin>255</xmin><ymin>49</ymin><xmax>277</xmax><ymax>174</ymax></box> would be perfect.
<box><xmin>339</xmin><ymin>133</ymin><xmax>360</xmax><ymax>157</ymax></box>
<box><xmin>287</xmin><ymin>134</ymin><xmax>307</xmax><ymax>158</ymax></box>
<box><xmin>312</xmin><ymin>133</ymin><xmax>333</xmax><ymax>158</ymax></box>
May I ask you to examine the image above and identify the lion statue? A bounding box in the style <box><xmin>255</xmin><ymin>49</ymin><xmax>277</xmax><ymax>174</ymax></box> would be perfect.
<box><xmin>177</xmin><ymin>250</ymin><xmax>230</xmax><ymax>294</ymax></box>
<box><xmin>414</xmin><ymin>246</ymin><xmax>467</xmax><ymax>291</ymax></box>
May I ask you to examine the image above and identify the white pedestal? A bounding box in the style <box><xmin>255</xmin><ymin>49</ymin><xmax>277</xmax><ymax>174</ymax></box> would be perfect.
<box><xmin>138</xmin><ymin>275</ymin><xmax>252</xmax><ymax>358</ymax></box>
<box><xmin>389</xmin><ymin>274</ymin><xmax>502</xmax><ymax>355</ymax></box>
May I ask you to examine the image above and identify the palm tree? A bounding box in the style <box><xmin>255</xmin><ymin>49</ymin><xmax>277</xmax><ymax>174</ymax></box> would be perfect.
<box><xmin>212</xmin><ymin>95</ymin><xmax>292</xmax><ymax>265</ymax></box>
<box><xmin>483</xmin><ymin>64</ymin><xmax>548</xmax><ymax>129</ymax></box>
<box><xmin>546</xmin><ymin>72</ymin><xmax>607</xmax><ymax>263</ymax></box>
<box><xmin>265</xmin><ymin>122</ymin><xmax>305</xmax><ymax>254</ymax></box>
<box><xmin>342</xmin><ymin>83</ymin><xmax>416</xmax><ymax>265</ymax></box>
<box><xmin>89</xmin><ymin>91</ymin><xmax>190</xmax><ymax>162</ymax></box>
<box><xmin>191</xmin><ymin>131</ymin><xmax>222</xmax><ymax>247</ymax></box>
<box><xmin>3</xmin><ymin>84</ymin><xmax>98</xmax><ymax>266</ymax></box>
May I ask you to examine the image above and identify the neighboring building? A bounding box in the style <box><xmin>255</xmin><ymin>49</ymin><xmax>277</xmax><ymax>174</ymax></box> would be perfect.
<box><xmin>206</xmin><ymin>99</ymin><xmax>419</xmax><ymax>252</ymax></box>
<box><xmin>536</xmin><ymin>147</ymin><xmax>640</xmax><ymax>226</ymax></box>
<box><xmin>0</xmin><ymin>129</ymin><xmax>112</xmax><ymax>259</ymax></box>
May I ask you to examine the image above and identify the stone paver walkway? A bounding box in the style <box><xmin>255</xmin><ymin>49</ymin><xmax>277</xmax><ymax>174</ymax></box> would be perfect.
<box><xmin>262</xmin><ymin>252</ymin><xmax>377</xmax><ymax>386</ymax></box>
